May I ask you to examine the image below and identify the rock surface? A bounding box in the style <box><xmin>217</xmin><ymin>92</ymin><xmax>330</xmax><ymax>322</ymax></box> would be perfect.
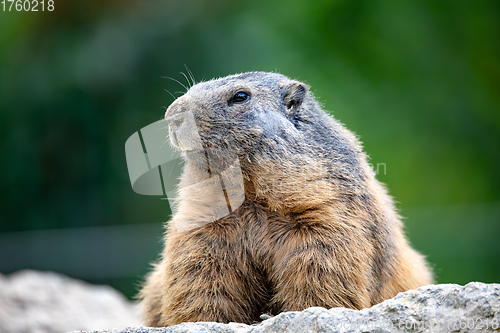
<box><xmin>79</xmin><ymin>282</ymin><xmax>500</xmax><ymax>333</ymax></box>
<box><xmin>0</xmin><ymin>270</ymin><xmax>140</xmax><ymax>333</ymax></box>
<box><xmin>0</xmin><ymin>270</ymin><xmax>498</xmax><ymax>333</ymax></box>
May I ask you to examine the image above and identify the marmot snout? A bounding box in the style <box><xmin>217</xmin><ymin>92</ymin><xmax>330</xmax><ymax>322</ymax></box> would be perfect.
<box><xmin>139</xmin><ymin>71</ymin><xmax>433</xmax><ymax>326</ymax></box>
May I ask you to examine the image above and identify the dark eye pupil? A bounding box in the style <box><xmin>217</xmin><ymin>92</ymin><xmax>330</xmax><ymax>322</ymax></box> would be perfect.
<box><xmin>229</xmin><ymin>91</ymin><xmax>250</xmax><ymax>104</ymax></box>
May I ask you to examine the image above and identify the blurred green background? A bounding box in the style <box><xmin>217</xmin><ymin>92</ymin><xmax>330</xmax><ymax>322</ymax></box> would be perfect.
<box><xmin>1</xmin><ymin>0</ymin><xmax>499</xmax><ymax>299</ymax></box>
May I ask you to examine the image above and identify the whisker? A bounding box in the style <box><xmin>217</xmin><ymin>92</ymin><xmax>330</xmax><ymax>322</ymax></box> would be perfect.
<box><xmin>163</xmin><ymin>88</ymin><xmax>177</xmax><ymax>101</ymax></box>
<box><xmin>160</xmin><ymin>106</ymin><xmax>168</xmax><ymax>119</ymax></box>
<box><xmin>180</xmin><ymin>72</ymin><xmax>192</xmax><ymax>89</ymax></box>
<box><xmin>161</xmin><ymin>76</ymin><xmax>188</xmax><ymax>92</ymax></box>
<box><xmin>160</xmin><ymin>138</ymin><xmax>170</xmax><ymax>149</ymax></box>
<box><xmin>184</xmin><ymin>65</ymin><xmax>196</xmax><ymax>86</ymax></box>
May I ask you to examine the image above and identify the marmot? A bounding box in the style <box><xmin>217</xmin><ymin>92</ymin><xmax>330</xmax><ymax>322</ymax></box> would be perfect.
<box><xmin>139</xmin><ymin>72</ymin><xmax>433</xmax><ymax>326</ymax></box>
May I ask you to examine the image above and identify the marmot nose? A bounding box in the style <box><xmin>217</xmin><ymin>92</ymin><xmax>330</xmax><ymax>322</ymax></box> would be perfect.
<box><xmin>165</xmin><ymin>98</ymin><xmax>189</xmax><ymax>120</ymax></box>
<box><xmin>165</xmin><ymin>100</ymin><xmax>186</xmax><ymax>133</ymax></box>
<box><xmin>164</xmin><ymin>101</ymin><xmax>177</xmax><ymax>120</ymax></box>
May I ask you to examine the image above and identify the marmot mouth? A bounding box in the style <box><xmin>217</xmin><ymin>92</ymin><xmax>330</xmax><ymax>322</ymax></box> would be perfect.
<box><xmin>169</xmin><ymin>130</ymin><xmax>203</xmax><ymax>153</ymax></box>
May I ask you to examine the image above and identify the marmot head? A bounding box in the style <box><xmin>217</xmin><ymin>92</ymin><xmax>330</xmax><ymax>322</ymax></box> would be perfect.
<box><xmin>165</xmin><ymin>72</ymin><xmax>364</xmax><ymax>196</ymax></box>
<box><xmin>165</xmin><ymin>72</ymin><xmax>312</xmax><ymax>149</ymax></box>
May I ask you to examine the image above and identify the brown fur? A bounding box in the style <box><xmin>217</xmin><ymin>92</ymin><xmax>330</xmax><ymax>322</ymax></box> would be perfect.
<box><xmin>139</xmin><ymin>72</ymin><xmax>433</xmax><ymax>326</ymax></box>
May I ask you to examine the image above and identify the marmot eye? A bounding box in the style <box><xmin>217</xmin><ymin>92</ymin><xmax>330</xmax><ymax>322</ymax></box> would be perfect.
<box><xmin>228</xmin><ymin>91</ymin><xmax>251</xmax><ymax>105</ymax></box>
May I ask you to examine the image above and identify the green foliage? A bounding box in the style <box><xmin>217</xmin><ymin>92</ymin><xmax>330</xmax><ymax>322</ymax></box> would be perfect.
<box><xmin>0</xmin><ymin>0</ymin><xmax>499</xmax><ymax>297</ymax></box>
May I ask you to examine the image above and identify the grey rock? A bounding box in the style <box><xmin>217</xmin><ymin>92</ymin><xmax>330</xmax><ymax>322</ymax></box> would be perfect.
<box><xmin>80</xmin><ymin>282</ymin><xmax>500</xmax><ymax>333</ymax></box>
<box><xmin>0</xmin><ymin>270</ymin><xmax>140</xmax><ymax>333</ymax></box>
<box><xmin>0</xmin><ymin>271</ymin><xmax>498</xmax><ymax>333</ymax></box>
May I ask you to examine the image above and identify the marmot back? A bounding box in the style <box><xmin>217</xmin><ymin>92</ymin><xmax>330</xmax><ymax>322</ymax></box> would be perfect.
<box><xmin>139</xmin><ymin>72</ymin><xmax>433</xmax><ymax>326</ymax></box>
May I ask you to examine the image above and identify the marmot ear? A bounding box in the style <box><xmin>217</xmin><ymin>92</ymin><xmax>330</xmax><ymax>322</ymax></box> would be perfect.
<box><xmin>279</xmin><ymin>80</ymin><xmax>309</xmax><ymax>114</ymax></box>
